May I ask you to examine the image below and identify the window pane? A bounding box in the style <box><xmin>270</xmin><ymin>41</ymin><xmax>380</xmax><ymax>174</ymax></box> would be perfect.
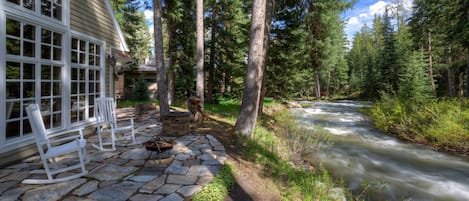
<box><xmin>89</xmin><ymin>44</ymin><xmax>95</xmax><ymax>55</ymax></box>
<box><xmin>6</xmin><ymin>18</ymin><xmax>20</xmax><ymax>37</ymax></box>
<box><xmin>79</xmin><ymin>69</ymin><xmax>86</xmax><ymax>80</ymax></box>
<box><xmin>41</xmin><ymin>45</ymin><xmax>51</xmax><ymax>59</ymax></box>
<box><xmin>23</xmin><ymin>82</ymin><xmax>35</xmax><ymax>98</ymax></box>
<box><xmin>6</xmin><ymin>38</ymin><xmax>21</xmax><ymax>55</ymax></box>
<box><xmin>6</xmin><ymin>62</ymin><xmax>21</xmax><ymax>79</ymax></box>
<box><xmin>88</xmin><ymin>54</ymin><xmax>94</xmax><ymax>65</ymax></box>
<box><xmin>53</xmin><ymin>82</ymin><xmax>61</xmax><ymax>95</ymax></box>
<box><xmin>6</xmin><ymin>121</ymin><xmax>20</xmax><ymax>139</ymax></box>
<box><xmin>23</xmin><ymin>0</ymin><xmax>35</xmax><ymax>10</ymax></box>
<box><xmin>80</xmin><ymin>40</ymin><xmax>86</xmax><ymax>51</ymax></box>
<box><xmin>72</xmin><ymin>38</ymin><xmax>78</xmax><ymax>50</ymax></box>
<box><xmin>41</xmin><ymin>65</ymin><xmax>51</xmax><ymax>80</ymax></box>
<box><xmin>41</xmin><ymin>82</ymin><xmax>51</xmax><ymax>96</ymax></box>
<box><xmin>71</xmin><ymin>68</ymin><xmax>78</xmax><ymax>80</ymax></box>
<box><xmin>53</xmin><ymin>47</ymin><xmax>61</xmax><ymax>61</ymax></box>
<box><xmin>6</xmin><ymin>82</ymin><xmax>20</xmax><ymax>98</ymax></box>
<box><xmin>79</xmin><ymin>53</ymin><xmax>86</xmax><ymax>64</ymax></box>
<box><xmin>42</xmin><ymin>114</ymin><xmax>51</xmax><ymax>129</ymax></box>
<box><xmin>6</xmin><ymin>101</ymin><xmax>17</xmax><ymax>120</ymax></box>
<box><xmin>53</xmin><ymin>5</ymin><xmax>62</xmax><ymax>20</ymax></box>
<box><xmin>41</xmin><ymin>29</ymin><xmax>51</xmax><ymax>43</ymax></box>
<box><xmin>53</xmin><ymin>113</ymin><xmax>61</xmax><ymax>127</ymax></box>
<box><xmin>52</xmin><ymin>98</ymin><xmax>61</xmax><ymax>112</ymax></box>
<box><xmin>88</xmin><ymin>83</ymin><xmax>94</xmax><ymax>93</ymax></box>
<box><xmin>23</xmin><ymin>119</ymin><xmax>32</xmax><ymax>134</ymax></box>
<box><xmin>24</xmin><ymin>24</ymin><xmax>35</xmax><ymax>40</ymax></box>
<box><xmin>23</xmin><ymin>63</ymin><xmax>35</xmax><ymax>79</ymax></box>
<box><xmin>71</xmin><ymin>96</ymin><xmax>78</xmax><ymax>110</ymax></box>
<box><xmin>96</xmin><ymin>55</ymin><xmax>100</xmax><ymax>66</ymax></box>
<box><xmin>7</xmin><ymin>101</ymin><xmax>21</xmax><ymax>119</ymax></box>
<box><xmin>71</xmin><ymin>82</ymin><xmax>78</xmax><ymax>94</ymax></box>
<box><xmin>53</xmin><ymin>32</ymin><xmax>62</xmax><ymax>46</ymax></box>
<box><xmin>89</xmin><ymin>71</ymin><xmax>95</xmax><ymax>81</ymax></box>
<box><xmin>71</xmin><ymin>51</ymin><xmax>78</xmax><ymax>63</ymax></box>
<box><xmin>7</xmin><ymin>0</ymin><xmax>20</xmax><ymax>5</ymax></box>
<box><xmin>40</xmin><ymin>99</ymin><xmax>51</xmax><ymax>113</ymax></box>
<box><xmin>23</xmin><ymin>41</ymin><xmax>35</xmax><ymax>57</ymax></box>
<box><xmin>79</xmin><ymin>83</ymin><xmax>85</xmax><ymax>94</ymax></box>
<box><xmin>41</xmin><ymin>0</ymin><xmax>52</xmax><ymax>17</ymax></box>
<box><xmin>53</xmin><ymin>66</ymin><xmax>61</xmax><ymax>80</ymax></box>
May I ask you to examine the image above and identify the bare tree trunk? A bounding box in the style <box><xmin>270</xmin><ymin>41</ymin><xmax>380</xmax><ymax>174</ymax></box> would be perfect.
<box><xmin>167</xmin><ymin>1</ymin><xmax>175</xmax><ymax>106</ymax></box>
<box><xmin>234</xmin><ymin>0</ymin><xmax>266</xmax><ymax>137</ymax></box>
<box><xmin>207</xmin><ymin>4</ymin><xmax>217</xmax><ymax>103</ymax></box>
<box><xmin>196</xmin><ymin>0</ymin><xmax>204</xmax><ymax>111</ymax></box>
<box><xmin>154</xmin><ymin>0</ymin><xmax>169</xmax><ymax>116</ymax></box>
<box><xmin>459</xmin><ymin>72</ymin><xmax>465</xmax><ymax>97</ymax></box>
<box><xmin>448</xmin><ymin>47</ymin><xmax>456</xmax><ymax>97</ymax></box>
<box><xmin>314</xmin><ymin>70</ymin><xmax>321</xmax><ymax>100</ymax></box>
<box><xmin>467</xmin><ymin>49</ymin><xmax>469</xmax><ymax>97</ymax></box>
<box><xmin>428</xmin><ymin>32</ymin><xmax>436</xmax><ymax>95</ymax></box>
<box><xmin>258</xmin><ymin>0</ymin><xmax>274</xmax><ymax>114</ymax></box>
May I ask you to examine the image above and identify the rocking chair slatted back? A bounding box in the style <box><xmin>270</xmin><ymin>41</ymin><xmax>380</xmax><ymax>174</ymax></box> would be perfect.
<box><xmin>26</xmin><ymin>104</ymin><xmax>49</xmax><ymax>146</ymax></box>
<box><xmin>95</xmin><ymin>97</ymin><xmax>117</xmax><ymax>127</ymax></box>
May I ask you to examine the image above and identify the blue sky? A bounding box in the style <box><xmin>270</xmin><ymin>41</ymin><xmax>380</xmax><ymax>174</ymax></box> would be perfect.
<box><xmin>343</xmin><ymin>0</ymin><xmax>414</xmax><ymax>43</ymax></box>
<box><xmin>142</xmin><ymin>0</ymin><xmax>414</xmax><ymax>46</ymax></box>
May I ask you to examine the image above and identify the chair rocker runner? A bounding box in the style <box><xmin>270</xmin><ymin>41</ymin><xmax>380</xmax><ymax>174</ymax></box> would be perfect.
<box><xmin>94</xmin><ymin>97</ymin><xmax>136</xmax><ymax>151</ymax></box>
<box><xmin>23</xmin><ymin>104</ymin><xmax>88</xmax><ymax>184</ymax></box>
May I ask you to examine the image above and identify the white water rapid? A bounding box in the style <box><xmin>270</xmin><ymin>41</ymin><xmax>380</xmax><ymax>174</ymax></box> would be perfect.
<box><xmin>292</xmin><ymin>101</ymin><xmax>469</xmax><ymax>201</ymax></box>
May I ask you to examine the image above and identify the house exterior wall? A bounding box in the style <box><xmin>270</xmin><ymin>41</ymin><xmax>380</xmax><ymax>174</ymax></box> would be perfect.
<box><xmin>0</xmin><ymin>0</ymin><xmax>128</xmax><ymax>167</ymax></box>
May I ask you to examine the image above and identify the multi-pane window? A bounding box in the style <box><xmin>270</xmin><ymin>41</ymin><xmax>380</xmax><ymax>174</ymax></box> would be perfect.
<box><xmin>5</xmin><ymin>16</ymin><xmax>64</xmax><ymax>140</ymax></box>
<box><xmin>71</xmin><ymin>38</ymin><xmax>101</xmax><ymax>123</ymax></box>
<box><xmin>6</xmin><ymin>0</ymin><xmax>62</xmax><ymax>21</ymax></box>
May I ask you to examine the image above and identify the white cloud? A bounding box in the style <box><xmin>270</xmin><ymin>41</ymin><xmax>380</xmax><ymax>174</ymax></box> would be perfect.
<box><xmin>369</xmin><ymin>1</ymin><xmax>387</xmax><ymax>16</ymax></box>
<box><xmin>359</xmin><ymin>13</ymin><xmax>368</xmax><ymax>19</ymax></box>
<box><xmin>144</xmin><ymin>10</ymin><xmax>153</xmax><ymax>22</ymax></box>
<box><xmin>148</xmin><ymin>24</ymin><xmax>154</xmax><ymax>34</ymax></box>
<box><xmin>348</xmin><ymin>17</ymin><xmax>360</xmax><ymax>25</ymax></box>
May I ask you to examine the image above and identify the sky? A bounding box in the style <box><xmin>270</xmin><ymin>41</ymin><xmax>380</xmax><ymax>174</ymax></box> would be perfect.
<box><xmin>343</xmin><ymin>0</ymin><xmax>414</xmax><ymax>44</ymax></box>
<box><xmin>141</xmin><ymin>0</ymin><xmax>414</xmax><ymax>47</ymax></box>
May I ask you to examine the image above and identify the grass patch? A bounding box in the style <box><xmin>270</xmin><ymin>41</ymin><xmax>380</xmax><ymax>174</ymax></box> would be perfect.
<box><xmin>116</xmin><ymin>99</ymin><xmax>158</xmax><ymax>108</ymax></box>
<box><xmin>192</xmin><ymin>164</ymin><xmax>236</xmax><ymax>201</ymax></box>
<box><xmin>369</xmin><ymin>95</ymin><xmax>469</xmax><ymax>154</ymax></box>
<box><xmin>198</xmin><ymin>98</ymin><xmax>348</xmax><ymax>200</ymax></box>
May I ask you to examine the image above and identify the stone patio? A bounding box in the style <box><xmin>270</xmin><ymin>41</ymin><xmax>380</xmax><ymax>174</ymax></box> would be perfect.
<box><xmin>0</xmin><ymin>108</ymin><xmax>226</xmax><ymax>201</ymax></box>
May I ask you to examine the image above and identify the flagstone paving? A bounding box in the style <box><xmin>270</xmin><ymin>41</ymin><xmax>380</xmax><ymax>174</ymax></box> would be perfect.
<box><xmin>0</xmin><ymin>108</ymin><xmax>226</xmax><ymax>201</ymax></box>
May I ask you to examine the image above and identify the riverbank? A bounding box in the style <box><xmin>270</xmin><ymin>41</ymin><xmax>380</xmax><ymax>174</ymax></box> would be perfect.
<box><xmin>174</xmin><ymin>98</ymin><xmax>351</xmax><ymax>200</ymax></box>
<box><xmin>367</xmin><ymin>96</ymin><xmax>469</xmax><ymax>156</ymax></box>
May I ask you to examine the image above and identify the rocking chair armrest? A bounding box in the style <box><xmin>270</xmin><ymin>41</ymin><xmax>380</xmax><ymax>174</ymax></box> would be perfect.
<box><xmin>47</xmin><ymin>135</ymin><xmax>82</xmax><ymax>144</ymax></box>
<box><xmin>118</xmin><ymin>118</ymin><xmax>134</xmax><ymax>125</ymax></box>
<box><xmin>48</xmin><ymin>128</ymin><xmax>85</xmax><ymax>140</ymax></box>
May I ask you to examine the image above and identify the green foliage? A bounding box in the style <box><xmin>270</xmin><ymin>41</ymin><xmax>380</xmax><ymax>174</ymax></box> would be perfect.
<box><xmin>116</xmin><ymin>99</ymin><xmax>158</xmax><ymax>108</ymax></box>
<box><xmin>274</xmin><ymin>111</ymin><xmax>332</xmax><ymax>157</ymax></box>
<box><xmin>369</xmin><ymin>96</ymin><xmax>469</xmax><ymax>153</ymax></box>
<box><xmin>398</xmin><ymin>51</ymin><xmax>435</xmax><ymax>103</ymax></box>
<box><xmin>132</xmin><ymin>76</ymin><xmax>149</xmax><ymax>101</ymax></box>
<box><xmin>242</xmin><ymin>116</ymin><xmax>345</xmax><ymax>200</ymax></box>
<box><xmin>192</xmin><ymin>164</ymin><xmax>236</xmax><ymax>201</ymax></box>
<box><xmin>109</xmin><ymin>0</ymin><xmax>151</xmax><ymax>64</ymax></box>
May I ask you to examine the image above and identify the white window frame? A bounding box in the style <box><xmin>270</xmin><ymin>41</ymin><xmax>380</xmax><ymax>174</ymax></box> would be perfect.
<box><xmin>0</xmin><ymin>0</ymin><xmax>73</xmax><ymax>153</ymax></box>
<box><xmin>70</xmin><ymin>31</ymin><xmax>105</xmax><ymax>127</ymax></box>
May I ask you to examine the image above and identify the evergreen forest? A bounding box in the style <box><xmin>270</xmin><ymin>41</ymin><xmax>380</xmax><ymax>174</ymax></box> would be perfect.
<box><xmin>111</xmin><ymin>0</ymin><xmax>469</xmax><ymax>153</ymax></box>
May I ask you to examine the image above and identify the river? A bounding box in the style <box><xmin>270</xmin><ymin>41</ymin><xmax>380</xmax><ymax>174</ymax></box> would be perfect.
<box><xmin>291</xmin><ymin>101</ymin><xmax>469</xmax><ymax>201</ymax></box>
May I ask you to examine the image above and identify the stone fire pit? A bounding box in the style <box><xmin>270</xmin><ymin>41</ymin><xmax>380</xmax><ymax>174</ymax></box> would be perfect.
<box><xmin>162</xmin><ymin>111</ymin><xmax>191</xmax><ymax>137</ymax></box>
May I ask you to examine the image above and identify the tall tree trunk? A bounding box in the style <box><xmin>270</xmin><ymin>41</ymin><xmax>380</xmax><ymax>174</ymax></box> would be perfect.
<box><xmin>314</xmin><ymin>70</ymin><xmax>321</xmax><ymax>100</ymax></box>
<box><xmin>234</xmin><ymin>0</ymin><xmax>266</xmax><ymax>137</ymax></box>
<box><xmin>196</xmin><ymin>0</ymin><xmax>204</xmax><ymax>110</ymax></box>
<box><xmin>207</xmin><ymin>5</ymin><xmax>218</xmax><ymax>103</ymax></box>
<box><xmin>167</xmin><ymin>1</ymin><xmax>175</xmax><ymax>106</ymax></box>
<box><xmin>448</xmin><ymin>47</ymin><xmax>455</xmax><ymax>97</ymax></box>
<box><xmin>427</xmin><ymin>32</ymin><xmax>436</xmax><ymax>95</ymax></box>
<box><xmin>467</xmin><ymin>49</ymin><xmax>469</xmax><ymax>97</ymax></box>
<box><xmin>154</xmin><ymin>0</ymin><xmax>169</xmax><ymax>116</ymax></box>
<box><xmin>459</xmin><ymin>72</ymin><xmax>465</xmax><ymax>97</ymax></box>
<box><xmin>258</xmin><ymin>0</ymin><xmax>274</xmax><ymax>114</ymax></box>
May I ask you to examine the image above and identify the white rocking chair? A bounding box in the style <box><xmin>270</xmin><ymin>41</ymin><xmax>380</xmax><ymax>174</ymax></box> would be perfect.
<box><xmin>93</xmin><ymin>97</ymin><xmax>136</xmax><ymax>151</ymax></box>
<box><xmin>23</xmin><ymin>104</ymin><xmax>88</xmax><ymax>184</ymax></box>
